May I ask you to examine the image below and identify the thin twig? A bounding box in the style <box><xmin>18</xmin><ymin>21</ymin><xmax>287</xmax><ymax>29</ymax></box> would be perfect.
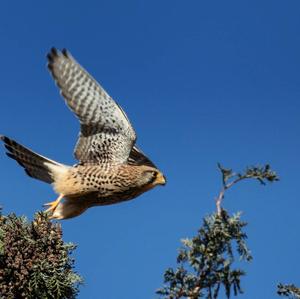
<box><xmin>215</xmin><ymin>188</ymin><xmax>225</xmax><ymax>216</ymax></box>
<box><xmin>216</xmin><ymin>175</ymin><xmax>252</xmax><ymax>215</ymax></box>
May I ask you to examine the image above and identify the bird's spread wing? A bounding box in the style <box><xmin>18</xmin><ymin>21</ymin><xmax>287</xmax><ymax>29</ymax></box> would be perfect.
<box><xmin>128</xmin><ymin>145</ymin><xmax>157</xmax><ymax>168</ymax></box>
<box><xmin>47</xmin><ymin>48</ymin><xmax>136</xmax><ymax>164</ymax></box>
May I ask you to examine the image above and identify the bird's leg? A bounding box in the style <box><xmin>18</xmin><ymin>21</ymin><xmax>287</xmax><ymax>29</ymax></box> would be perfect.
<box><xmin>44</xmin><ymin>194</ymin><xmax>64</xmax><ymax>214</ymax></box>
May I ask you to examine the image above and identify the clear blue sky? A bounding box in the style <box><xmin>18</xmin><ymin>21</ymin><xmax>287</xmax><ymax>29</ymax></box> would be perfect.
<box><xmin>0</xmin><ymin>1</ymin><xmax>299</xmax><ymax>298</ymax></box>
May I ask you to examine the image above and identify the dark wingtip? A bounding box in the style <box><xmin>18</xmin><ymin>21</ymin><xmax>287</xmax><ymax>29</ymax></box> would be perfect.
<box><xmin>6</xmin><ymin>152</ymin><xmax>15</xmax><ymax>159</ymax></box>
<box><xmin>50</xmin><ymin>47</ymin><xmax>58</xmax><ymax>56</ymax></box>
<box><xmin>46</xmin><ymin>53</ymin><xmax>53</xmax><ymax>63</ymax></box>
<box><xmin>4</xmin><ymin>144</ymin><xmax>13</xmax><ymax>152</ymax></box>
<box><xmin>62</xmin><ymin>48</ymin><xmax>69</xmax><ymax>57</ymax></box>
<box><xmin>1</xmin><ymin>137</ymin><xmax>20</xmax><ymax>153</ymax></box>
<box><xmin>47</xmin><ymin>47</ymin><xmax>59</xmax><ymax>63</ymax></box>
<box><xmin>1</xmin><ymin>135</ymin><xmax>11</xmax><ymax>145</ymax></box>
<box><xmin>47</xmin><ymin>47</ymin><xmax>71</xmax><ymax>70</ymax></box>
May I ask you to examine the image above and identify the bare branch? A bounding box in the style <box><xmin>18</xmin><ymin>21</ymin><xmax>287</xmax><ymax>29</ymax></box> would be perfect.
<box><xmin>215</xmin><ymin>164</ymin><xmax>279</xmax><ymax>214</ymax></box>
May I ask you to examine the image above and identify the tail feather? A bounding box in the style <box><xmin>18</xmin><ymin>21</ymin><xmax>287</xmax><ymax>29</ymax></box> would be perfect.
<box><xmin>1</xmin><ymin>135</ymin><xmax>64</xmax><ymax>184</ymax></box>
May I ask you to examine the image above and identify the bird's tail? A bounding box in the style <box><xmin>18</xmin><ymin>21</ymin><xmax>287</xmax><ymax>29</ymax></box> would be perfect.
<box><xmin>1</xmin><ymin>135</ymin><xmax>68</xmax><ymax>184</ymax></box>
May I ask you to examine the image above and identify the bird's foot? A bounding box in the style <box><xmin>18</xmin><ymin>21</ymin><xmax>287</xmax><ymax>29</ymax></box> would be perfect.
<box><xmin>44</xmin><ymin>194</ymin><xmax>64</xmax><ymax>217</ymax></box>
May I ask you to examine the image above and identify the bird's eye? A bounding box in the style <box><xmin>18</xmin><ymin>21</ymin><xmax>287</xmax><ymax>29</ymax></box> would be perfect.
<box><xmin>144</xmin><ymin>170</ymin><xmax>157</xmax><ymax>184</ymax></box>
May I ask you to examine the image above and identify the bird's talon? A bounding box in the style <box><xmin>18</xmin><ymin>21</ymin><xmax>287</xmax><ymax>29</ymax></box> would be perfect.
<box><xmin>43</xmin><ymin>194</ymin><xmax>64</xmax><ymax>214</ymax></box>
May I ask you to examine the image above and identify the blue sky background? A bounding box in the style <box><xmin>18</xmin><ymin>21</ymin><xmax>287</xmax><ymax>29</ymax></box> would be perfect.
<box><xmin>0</xmin><ymin>1</ymin><xmax>299</xmax><ymax>298</ymax></box>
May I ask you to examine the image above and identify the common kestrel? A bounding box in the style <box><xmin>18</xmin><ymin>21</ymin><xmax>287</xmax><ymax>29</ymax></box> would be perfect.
<box><xmin>1</xmin><ymin>48</ymin><xmax>166</xmax><ymax>220</ymax></box>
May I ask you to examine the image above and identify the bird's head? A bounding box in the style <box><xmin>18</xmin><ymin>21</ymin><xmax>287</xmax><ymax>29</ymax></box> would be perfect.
<box><xmin>141</xmin><ymin>168</ymin><xmax>166</xmax><ymax>188</ymax></box>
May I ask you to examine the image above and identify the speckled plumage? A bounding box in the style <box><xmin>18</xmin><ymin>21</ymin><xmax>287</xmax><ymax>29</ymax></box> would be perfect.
<box><xmin>1</xmin><ymin>48</ymin><xmax>166</xmax><ymax>220</ymax></box>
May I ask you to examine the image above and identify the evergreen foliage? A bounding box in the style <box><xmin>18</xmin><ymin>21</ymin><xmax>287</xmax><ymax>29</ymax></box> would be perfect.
<box><xmin>0</xmin><ymin>211</ymin><xmax>82</xmax><ymax>299</ymax></box>
<box><xmin>278</xmin><ymin>284</ymin><xmax>300</xmax><ymax>299</ymax></box>
<box><xmin>157</xmin><ymin>164</ymin><xmax>279</xmax><ymax>299</ymax></box>
<box><xmin>157</xmin><ymin>210</ymin><xmax>251</xmax><ymax>299</ymax></box>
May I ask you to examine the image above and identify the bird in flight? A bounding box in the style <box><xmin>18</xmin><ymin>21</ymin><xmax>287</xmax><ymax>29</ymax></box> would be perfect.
<box><xmin>1</xmin><ymin>48</ymin><xmax>166</xmax><ymax>220</ymax></box>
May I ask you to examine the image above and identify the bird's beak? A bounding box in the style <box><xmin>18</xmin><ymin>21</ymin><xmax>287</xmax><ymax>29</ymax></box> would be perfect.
<box><xmin>156</xmin><ymin>172</ymin><xmax>166</xmax><ymax>186</ymax></box>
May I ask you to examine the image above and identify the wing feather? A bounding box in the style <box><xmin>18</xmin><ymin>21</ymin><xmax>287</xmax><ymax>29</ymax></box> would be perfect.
<box><xmin>47</xmin><ymin>48</ymin><xmax>136</xmax><ymax>164</ymax></box>
<box><xmin>128</xmin><ymin>146</ymin><xmax>157</xmax><ymax>168</ymax></box>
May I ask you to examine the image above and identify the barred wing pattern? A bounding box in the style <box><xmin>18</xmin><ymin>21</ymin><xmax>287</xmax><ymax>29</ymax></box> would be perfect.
<box><xmin>47</xmin><ymin>48</ymin><xmax>136</xmax><ymax>164</ymax></box>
